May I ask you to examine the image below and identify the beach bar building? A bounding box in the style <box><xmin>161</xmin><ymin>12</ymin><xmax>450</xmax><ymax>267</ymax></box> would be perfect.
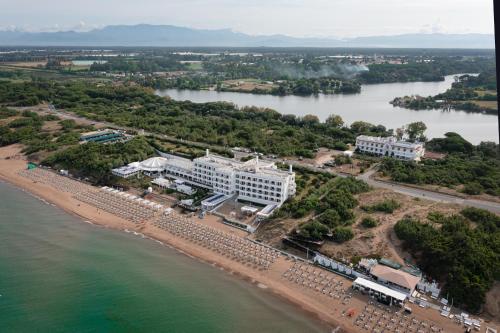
<box><xmin>352</xmin><ymin>277</ymin><xmax>407</xmax><ymax>307</ymax></box>
<box><xmin>370</xmin><ymin>264</ymin><xmax>421</xmax><ymax>295</ymax></box>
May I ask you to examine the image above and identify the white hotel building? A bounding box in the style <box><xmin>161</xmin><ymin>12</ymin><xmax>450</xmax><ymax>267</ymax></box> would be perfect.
<box><xmin>115</xmin><ymin>150</ymin><xmax>296</xmax><ymax>207</ymax></box>
<box><xmin>355</xmin><ymin>136</ymin><xmax>425</xmax><ymax>161</ymax></box>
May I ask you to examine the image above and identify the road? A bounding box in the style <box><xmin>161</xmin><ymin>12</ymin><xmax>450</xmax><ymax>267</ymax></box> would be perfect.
<box><xmin>47</xmin><ymin>106</ymin><xmax>500</xmax><ymax>214</ymax></box>
<box><xmin>357</xmin><ymin>168</ymin><xmax>500</xmax><ymax>214</ymax></box>
<box><xmin>282</xmin><ymin>160</ymin><xmax>500</xmax><ymax>214</ymax></box>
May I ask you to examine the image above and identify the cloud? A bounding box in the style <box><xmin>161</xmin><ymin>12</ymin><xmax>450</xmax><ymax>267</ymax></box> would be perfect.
<box><xmin>419</xmin><ymin>19</ymin><xmax>447</xmax><ymax>34</ymax></box>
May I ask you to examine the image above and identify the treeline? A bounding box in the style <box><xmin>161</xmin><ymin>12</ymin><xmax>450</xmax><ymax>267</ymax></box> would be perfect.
<box><xmin>43</xmin><ymin>137</ymin><xmax>154</xmax><ymax>183</ymax></box>
<box><xmin>143</xmin><ymin>75</ymin><xmax>218</xmax><ymax>90</ymax></box>
<box><xmin>0</xmin><ymin>80</ymin><xmax>392</xmax><ymax>157</ymax></box>
<box><xmin>143</xmin><ymin>73</ymin><xmax>361</xmax><ymax>96</ymax></box>
<box><xmin>394</xmin><ymin>208</ymin><xmax>500</xmax><ymax>312</ymax></box>
<box><xmin>360</xmin><ymin>57</ymin><xmax>496</xmax><ymax>84</ymax></box>
<box><xmin>390</xmin><ymin>68</ymin><xmax>497</xmax><ymax>114</ymax></box>
<box><xmin>89</xmin><ymin>56</ymin><xmax>187</xmax><ymax>73</ymax></box>
<box><xmin>270</xmin><ymin>78</ymin><xmax>360</xmax><ymax>96</ymax></box>
<box><xmin>380</xmin><ymin>133</ymin><xmax>500</xmax><ymax>196</ymax></box>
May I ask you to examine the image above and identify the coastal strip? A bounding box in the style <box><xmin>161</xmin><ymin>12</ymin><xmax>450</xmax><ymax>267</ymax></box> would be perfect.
<box><xmin>0</xmin><ymin>144</ymin><xmax>486</xmax><ymax>333</ymax></box>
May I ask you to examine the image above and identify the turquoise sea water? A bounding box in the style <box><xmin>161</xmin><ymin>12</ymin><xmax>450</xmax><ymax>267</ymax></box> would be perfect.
<box><xmin>0</xmin><ymin>181</ymin><xmax>330</xmax><ymax>333</ymax></box>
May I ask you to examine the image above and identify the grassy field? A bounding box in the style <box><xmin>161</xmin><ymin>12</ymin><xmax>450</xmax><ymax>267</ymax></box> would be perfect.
<box><xmin>187</xmin><ymin>62</ymin><xmax>203</xmax><ymax>70</ymax></box>
<box><xmin>4</xmin><ymin>61</ymin><xmax>47</xmax><ymax>68</ymax></box>
<box><xmin>470</xmin><ymin>100</ymin><xmax>498</xmax><ymax>109</ymax></box>
<box><xmin>221</xmin><ymin>78</ymin><xmax>276</xmax><ymax>92</ymax></box>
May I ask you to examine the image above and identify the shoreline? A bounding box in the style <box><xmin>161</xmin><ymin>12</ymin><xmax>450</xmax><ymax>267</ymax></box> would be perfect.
<box><xmin>1</xmin><ymin>144</ymin><xmax>496</xmax><ymax>333</ymax></box>
<box><xmin>0</xmin><ymin>146</ymin><xmax>345</xmax><ymax>332</ymax></box>
<box><xmin>0</xmin><ymin>178</ymin><xmax>337</xmax><ymax>331</ymax></box>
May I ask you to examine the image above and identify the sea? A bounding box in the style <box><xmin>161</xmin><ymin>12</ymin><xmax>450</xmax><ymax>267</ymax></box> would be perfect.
<box><xmin>0</xmin><ymin>181</ymin><xmax>331</xmax><ymax>333</ymax></box>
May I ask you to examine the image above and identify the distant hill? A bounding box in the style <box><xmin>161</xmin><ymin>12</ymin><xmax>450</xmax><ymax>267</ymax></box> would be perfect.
<box><xmin>0</xmin><ymin>24</ymin><xmax>494</xmax><ymax>48</ymax></box>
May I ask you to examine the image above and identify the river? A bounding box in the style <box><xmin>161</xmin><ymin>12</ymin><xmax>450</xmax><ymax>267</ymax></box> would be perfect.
<box><xmin>0</xmin><ymin>181</ymin><xmax>330</xmax><ymax>332</ymax></box>
<box><xmin>156</xmin><ymin>75</ymin><xmax>498</xmax><ymax>144</ymax></box>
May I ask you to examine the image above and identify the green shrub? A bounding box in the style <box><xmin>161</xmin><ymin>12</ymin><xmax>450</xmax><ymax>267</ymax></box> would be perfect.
<box><xmin>0</xmin><ymin>107</ymin><xmax>18</xmax><ymax>119</ymax></box>
<box><xmin>361</xmin><ymin>199</ymin><xmax>401</xmax><ymax>213</ymax></box>
<box><xmin>427</xmin><ymin>211</ymin><xmax>446</xmax><ymax>223</ymax></box>
<box><xmin>462</xmin><ymin>182</ymin><xmax>483</xmax><ymax>195</ymax></box>
<box><xmin>332</xmin><ymin>226</ymin><xmax>354</xmax><ymax>243</ymax></box>
<box><xmin>361</xmin><ymin>217</ymin><xmax>378</xmax><ymax>228</ymax></box>
<box><xmin>299</xmin><ymin>221</ymin><xmax>330</xmax><ymax>240</ymax></box>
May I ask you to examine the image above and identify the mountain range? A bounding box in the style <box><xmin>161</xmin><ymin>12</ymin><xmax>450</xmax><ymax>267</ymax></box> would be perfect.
<box><xmin>0</xmin><ymin>24</ymin><xmax>494</xmax><ymax>48</ymax></box>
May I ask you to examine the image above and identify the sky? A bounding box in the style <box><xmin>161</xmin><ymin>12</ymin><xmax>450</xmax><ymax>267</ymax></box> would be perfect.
<box><xmin>0</xmin><ymin>0</ymin><xmax>494</xmax><ymax>38</ymax></box>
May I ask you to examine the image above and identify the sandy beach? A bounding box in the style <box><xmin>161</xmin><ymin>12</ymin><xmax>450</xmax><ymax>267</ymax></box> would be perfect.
<box><xmin>0</xmin><ymin>144</ymin><xmax>497</xmax><ymax>333</ymax></box>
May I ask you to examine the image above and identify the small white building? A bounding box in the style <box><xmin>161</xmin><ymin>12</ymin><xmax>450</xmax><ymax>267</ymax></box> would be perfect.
<box><xmin>201</xmin><ymin>193</ymin><xmax>229</xmax><ymax>211</ymax></box>
<box><xmin>355</xmin><ymin>136</ymin><xmax>425</xmax><ymax>161</ymax></box>
<box><xmin>151</xmin><ymin>177</ymin><xmax>171</xmax><ymax>188</ymax></box>
<box><xmin>176</xmin><ymin>184</ymin><xmax>196</xmax><ymax>195</ymax></box>
<box><xmin>112</xmin><ymin>164</ymin><xmax>141</xmax><ymax>178</ymax></box>
<box><xmin>343</xmin><ymin>150</ymin><xmax>354</xmax><ymax>158</ymax></box>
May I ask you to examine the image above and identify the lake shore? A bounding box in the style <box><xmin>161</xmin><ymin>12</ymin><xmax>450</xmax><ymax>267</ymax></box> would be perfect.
<box><xmin>156</xmin><ymin>74</ymin><xmax>499</xmax><ymax>144</ymax></box>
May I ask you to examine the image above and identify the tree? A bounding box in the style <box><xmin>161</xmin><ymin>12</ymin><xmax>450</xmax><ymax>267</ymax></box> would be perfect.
<box><xmin>317</xmin><ymin>209</ymin><xmax>341</xmax><ymax>228</ymax></box>
<box><xmin>301</xmin><ymin>114</ymin><xmax>320</xmax><ymax>126</ymax></box>
<box><xmin>325</xmin><ymin>114</ymin><xmax>344</xmax><ymax>128</ymax></box>
<box><xmin>405</xmin><ymin>121</ymin><xmax>427</xmax><ymax>142</ymax></box>
<box><xmin>395</xmin><ymin>127</ymin><xmax>405</xmax><ymax>140</ymax></box>
<box><xmin>350</xmin><ymin>121</ymin><xmax>374</xmax><ymax>133</ymax></box>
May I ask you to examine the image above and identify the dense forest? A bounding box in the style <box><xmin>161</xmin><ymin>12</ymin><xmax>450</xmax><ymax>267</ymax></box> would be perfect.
<box><xmin>0</xmin><ymin>80</ymin><xmax>392</xmax><ymax>157</ymax></box>
<box><xmin>89</xmin><ymin>56</ymin><xmax>188</xmax><ymax>73</ymax></box>
<box><xmin>390</xmin><ymin>68</ymin><xmax>497</xmax><ymax>114</ymax></box>
<box><xmin>43</xmin><ymin>137</ymin><xmax>155</xmax><ymax>183</ymax></box>
<box><xmin>379</xmin><ymin>133</ymin><xmax>500</xmax><ymax>196</ymax></box>
<box><xmin>360</xmin><ymin>57</ymin><xmax>495</xmax><ymax>84</ymax></box>
<box><xmin>395</xmin><ymin>207</ymin><xmax>500</xmax><ymax>312</ymax></box>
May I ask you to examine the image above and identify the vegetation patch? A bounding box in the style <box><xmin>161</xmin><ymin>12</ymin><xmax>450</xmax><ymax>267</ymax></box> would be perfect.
<box><xmin>361</xmin><ymin>199</ymin><xmax>401</xmax><ymax>213</ymax></box>
<box><xmin>361</xmin><ymin>216</ymin><xmax>378</xmax><ymax>228</ymax></box>
<box><xmin>379</xmin><ymin>133</ymin><xmax>500</xmax><ymax>197</ymax></box>
<box><xmin>394</xmin><ymin>208</ymin><xmax>500</xmax><ymax>312</ymax></box>
<box><xmin>272</xmin><ymin>176</ymin><xmax>371</xmax><ymax>242</ymax></box>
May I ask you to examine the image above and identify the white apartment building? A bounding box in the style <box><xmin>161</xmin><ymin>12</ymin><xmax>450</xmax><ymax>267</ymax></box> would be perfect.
<box><xmin>235</xmin><ymin>163</ymin><xmax>296</xmax><ymax>206</ymax></box>
<box><xmin>191</xmin><ymin>150</ymin><xmax>296</xmax><ymax>205</ymax></box>
<box><xmin>355</xmin><ymin>136</ymin><xmax>425</xmax><ymax>161</ymax></box>
<box><xmin>114</xmin><ymin>150</ymin><xmax>296</xmax><ymax>206</ymax></box>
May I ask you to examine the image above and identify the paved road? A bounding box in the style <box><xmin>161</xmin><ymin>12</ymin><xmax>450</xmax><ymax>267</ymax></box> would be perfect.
<box><xmin>48</xmin><ymin>107</ymin><xmax>500</xmax><ymax>214</ymax></box>
<box><xmin>282</xmin><ymin>160</ymin><xmax>500</xmax><ymax>214</ymax></box>
<box><xmin>357</xmin><ymin>168</ymin><xmax>500</xmax><ymax>214</ymax></box>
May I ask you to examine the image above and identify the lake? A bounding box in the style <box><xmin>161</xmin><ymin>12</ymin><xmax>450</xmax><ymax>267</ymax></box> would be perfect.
<box><xmin>156</xmin><ymin>75</ymin><xmax>498</xmax><ymax>144</ymax></box>
<box><xmin>0</xmin><ymin>181</ymin><xmax>331</xmax><ymax>333</ymax></box>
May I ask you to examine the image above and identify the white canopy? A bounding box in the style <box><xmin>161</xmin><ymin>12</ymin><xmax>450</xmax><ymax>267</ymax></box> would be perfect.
<box><xmin>353</xmin><ymin>277</ymin><xmax>407</xmax><ymax>302</ymax></box>
<box><xmin>139</xmin><ymin>157</ymin><xmax>169</xmax><ymax>172</ymax></box>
